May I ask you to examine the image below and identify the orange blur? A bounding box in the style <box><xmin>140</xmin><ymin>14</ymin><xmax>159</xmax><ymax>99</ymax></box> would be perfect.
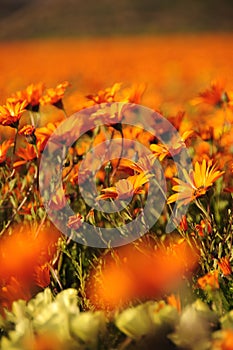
<box><xmin>86</xmin><ymin>238</ymin><xmax>199</xmax><ymax>310</ymax></box>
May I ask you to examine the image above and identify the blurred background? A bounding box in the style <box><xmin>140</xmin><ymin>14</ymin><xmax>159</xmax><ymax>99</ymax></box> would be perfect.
<box><xmin>1</xmin><ymin>0</ymin><xmax>233</xmax><ymax>40</ymax></box>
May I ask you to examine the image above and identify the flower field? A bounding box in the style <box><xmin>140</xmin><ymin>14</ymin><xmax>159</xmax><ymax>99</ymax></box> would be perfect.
<box><xmin>0</xmin><ymin>34</ymin><xmax>233</xmax><ymax>349</ymax></box>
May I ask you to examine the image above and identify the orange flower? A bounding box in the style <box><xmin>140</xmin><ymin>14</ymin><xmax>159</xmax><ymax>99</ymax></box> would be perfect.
<box><xmin>167</xmin><ymin>159</ymin><xmax>224</xmax><ymax>207</ymax></box>
<box><xmin>10</xmin><ymin>82</ymin><xmax>45</xmax><ymax>111</ymax></box>
<box><xmin>197</xmin><ymin>270</ymin><xmax>219</xmax><ymax>291</ymax></box>
<box><xmin>195</xmin><ymin>219</ymin><xmax>212</xmax><ymax>237</ymax></box>
<box><xmin>150</xmin><ymin>143</ymin><xmax>170</xmax><ymax>161</ymax></box>
<box><xmin>0</xmin><ymin>100</ymin><xmax>27</xmax><ymax>128</ymax></box>
<box><xmin>24</xmin><ymin>82</ymin><xmax>45</xmax><ymax>109</ymax></box>
<box><xmin>19</xmin><ymin>125</ymin><xmax>36</xmax><ymax>144</ymax></box>
<box><xmin>14</xmin><ymin>143</ymin><xmax>38</xmax><ymax>167</ymax></box>
<box><xmin>179</xmin><ymin>215</ymin><xmax>188</xmax><ymax>231</ymax></box>
<box><xmin>191</xmin><ymin>81</ymin><xmax>229</xmax><ymax>107</ymax></box>
<box><xmin>35</xmin><ymin>121</ymin><xmax>60</xmax><ymax>139</ymax></box>
<box><xmin>118</xmin><ymin>155</ymin><xmax>155</xmax><ymax>176</ymax></box>
<box><xmin>0</xmin><ymin>139</ymin><xmax>13</xmax><ymax>164</ymax></box>
<box><xmin>218</xmin><ymin>257</ymin><xmax>232</xmax><ymax>276</ymax></box>
<box><xmin>40</xmin><ymin>81</ymin><xmax>70</xmax><ymax>107</ymax></box>
<box><xmin>86</xmin><ymin>83</ymin><xmax>121</xmax><ymax>104</ymax></box>
<box><xmin>150</xmin><ymin>130</ymin><xmax>194</xmax><ymax>161</ymax></box>
<box><xmin>97</xmin><ymin>172</ymin><xmax>150</xmax><ymax>200</ymax></box>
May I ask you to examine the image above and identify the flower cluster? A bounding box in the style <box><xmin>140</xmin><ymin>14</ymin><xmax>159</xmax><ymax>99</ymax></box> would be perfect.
<box><xmin>0</xmin><ymin>77</ymin><xmax>233</xmax><ymax>349</ymax></box>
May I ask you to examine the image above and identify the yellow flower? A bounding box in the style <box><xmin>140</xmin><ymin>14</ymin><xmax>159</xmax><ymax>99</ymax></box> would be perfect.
<box><xmin>167</xmin><ymin>159</ymin><xmax>224</xmax><ymax>207</ymax></box>
<box><xmin>0</xmin><ymin>100</ymin><xmax>27</xmax><ymax>128</ymax></box>
<box><xmin>150</xmin><ymin>143</ymin><xmax>170</xmax><ymax>161</ymax></box>
<box><xmin>150</xmin><ymin>130</ymin><xmax>194</xmax><ymax>161</ymax></box>
<box><xmin>97</xmin><ymin>172</ymin><xmax>149</xmax><ymax>200</ymax></box>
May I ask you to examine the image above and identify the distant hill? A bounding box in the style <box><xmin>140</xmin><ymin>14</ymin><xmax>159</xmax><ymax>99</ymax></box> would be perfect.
<box><xmin>1</xmin><ymin>0</ymin><xmax>233</xmax><ymax>40</ymax></box>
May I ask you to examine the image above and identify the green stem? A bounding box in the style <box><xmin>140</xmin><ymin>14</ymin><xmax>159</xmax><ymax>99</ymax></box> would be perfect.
<box><xmin>195</xmin><ymin>198</ymin><xmax>211</xmax><ymax>221</ymax></box>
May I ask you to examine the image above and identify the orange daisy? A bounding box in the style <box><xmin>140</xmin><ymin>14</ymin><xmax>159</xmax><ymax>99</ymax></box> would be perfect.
<box><xmin>0</xmin><ymin>100</ymin><xmax>27</xmax><ymax>128</ymax></box>
<box><xmin>97</xmin><ymin>172</ymin><xmax>150</xmax><ymax>201</ymax></box>
<box><xmin>167</xmin><ymin>159</ymin><xmax>224</xmax><ymax>207</ymax></box>
<box><xmin>9</xmin><ymin>82</ymin><xmax>45</xmax><ymax>111</ymax></box>
<box><xmin>191</xmin><ymin>81</ymin><xmax>229</xmax><ymax>107</ymax></box>
<box><xmin>14</xmin><ymin>140</ymin><xmax>44</xmax><ymax>167</ymax></box>
<box><xmin>40</xmin><ymin>81</ymin><xmax>70</xmax><ymax>108</ymax></box>
<box><xmin>86</xmin><ymin>82</ymin><xmax>121</xmax><ymax>104</ymax></box>
<box><xmin>24</xmin><ymin>82</ymin><xmax>45</xmax><ymax>109</ymax></box>
<box><xmin>150</xmin><ymin>130</ymin><xmax>194</xmax><ymax>161</ymax></box>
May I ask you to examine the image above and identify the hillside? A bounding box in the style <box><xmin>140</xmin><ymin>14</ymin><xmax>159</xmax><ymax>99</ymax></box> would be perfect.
<box><xmin>1</xmin><ymin>0</ymin><xmax>233</xmax><ymax>40</ymax></box>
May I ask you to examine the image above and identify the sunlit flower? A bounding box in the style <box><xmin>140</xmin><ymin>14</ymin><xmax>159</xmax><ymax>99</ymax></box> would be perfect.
<box><xmin>0</xmin><ymin>100</ymin><xmax>27</xmax><ymax>128</ymax></box>
<box><xmin>150</xmin><ymin>130</ymin><xmax>194</xmax><ymax>161</ymax></box>
<box><xmin>24</xmin><ymin>82</ymin><xmax>45</xmax><ymax>109</ymax></box>
<box><xmin>118</xmin><ymin>155</ymin><xmax>155</xmax><ymax>175</ymax></box>
<box><xmin>10</xmin><ymin>82</ymin><xmax>45</xmax><ymax>111</ymax></box>
<box><xmin>97</xmin><ymin>172</ymin><xmax>150</xmax><ymax>200</ymax></box>
<box><xmin>86</xmin><ymin>83</ymin><xmax>121</xmax><ymax>104</ymax></box>
<box><xmin>150</xmin><ymin>143</ymin><xmax>170</xmax><ymax>161</ymax></box>
<box><xmin>35</xmin><ymin>121</ymin><xmax>61</xmax><ymax>147</ymax></box>
<box><xmin>0</xmin><ymin>139</ymin><xmax>13</xmax><ymax>164</ymax></box>
<box><xmin>67</xmin><ymin>213</ymin><xmax>84</xmax><ymax>230</ymax></box>
<box><xmin>167</xmin><ymin>159</ymin><xmax>224</xmax><ymax>207</ymax></box>
<box><xmin>191</xmin><ymin>81</ymin><xmax>229</xmax><ymax>107</ymax></box>
<box><xmin>40</xmin><ymin>81</ymin><xmax>70</xmax><ymax>108</ymax></box>
<box><xmin>197</xmin><ymin>270</ymin><xmax>219</xmax><ymax>291</ymax></box>
<box><xmin>218</xmin><ymin>257</ymin><xmax>232</xmax><ymax>276</ymax></box>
